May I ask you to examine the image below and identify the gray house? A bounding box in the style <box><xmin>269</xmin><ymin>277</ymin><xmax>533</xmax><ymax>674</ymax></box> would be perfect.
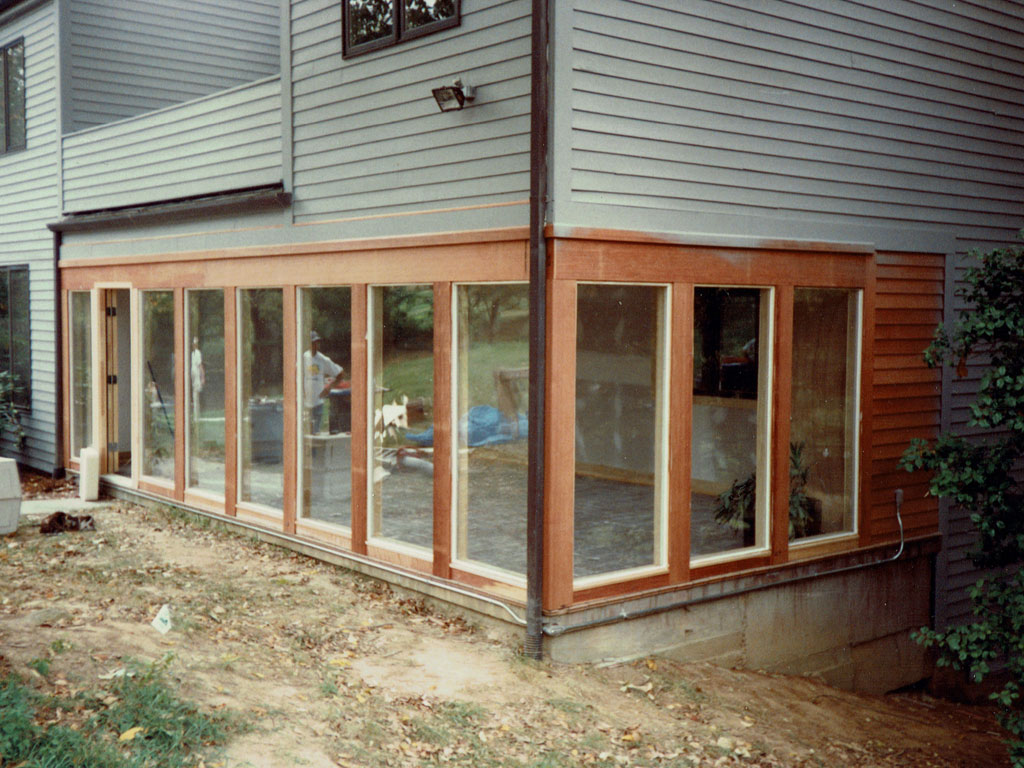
<box><xmin>3</xmin><ymin>0</ymin><xmax>1021</xmax><ymax>690</ymax></box>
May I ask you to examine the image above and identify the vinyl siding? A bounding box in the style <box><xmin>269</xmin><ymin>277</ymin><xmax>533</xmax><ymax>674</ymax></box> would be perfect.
<box><xmin>68</xmin><ymin>0</ymin><xmax>280</xmax><ymax>131</ymax></box>
<box><xmin>61</xmin><ymin>77</ymin><xmax>283</xmax><ymax>213</ymax></box>
<box><xmin>290</xmin><ymin>0</ymin><xmax>531</xmax><ymax>228</ymax></box>
<box><xmin>559</xmin><ymin>0</ymin><xmax>1024</xmax><ymax>249</ymax></box>
<box><xmin>0</xmin><ymin>1</ymin><xmax>60</xmax><ymax>472</ymax></box>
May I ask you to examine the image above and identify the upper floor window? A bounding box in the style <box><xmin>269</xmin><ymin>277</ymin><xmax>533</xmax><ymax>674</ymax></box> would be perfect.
<box><xmin>343</xmin><ymin>0</ymin><xmax>459</xmax><ymax>57</ymax></box>
<box><xmin>0</xmin><ymin>266</ymin><xmax>30</xmax><ymax>409</ymax></box>
<box><xmin>1</xmin><ymin>39</ymin><xmax>25</xmax><ymax>154</ymax></box>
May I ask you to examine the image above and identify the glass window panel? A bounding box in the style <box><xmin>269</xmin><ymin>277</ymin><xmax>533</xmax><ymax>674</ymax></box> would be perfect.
<box><xmin>0</xmin><ymin>271</ymin><xmax>9</xmax><ymax>379</ymax></box>
<box><xmin>70</xmin><ymin>291</ymin><xmax>92</xmax><ymax>457</ymax></box>
<box><xmin>299</xmin><ymin>287</ymin><xmax>352</xmax><ymax>527</ymax></box>
<box><xmin>370</xmin><ymin>285</ymin><xmax>433</xmax><ymax>550</ymax></box>
<box><xmin>239</xmin><ymin>289</ymin><xmax>283</xmax><ymax>508</ymax></box>
<box><xmin>691</xmin><ymin>287</ymin><xmax>771</xmax><ymax>557</ymax></box>
<box><xmin>347</xmin><ymin>0</ymin><xmax>395</xmax><ymax>49</ymax></box>
<box><xmin>6</xmin><ymin>42</ymin><xmax>25</xmax><ymax>151</ymax></box>
<box><xmin>0</xmin><ymin>50</ymin><xmax>6</xmax><ymax>149</ymax></box>
<box><xmin>790</xmin><ymin>288</ymin><xmax>860</xmax><ymax>540</ymax></box>
<box><xmin>454</xmin><ymin>284</ymin><xmax>529</xmax><ymax>575</ymax></box>
<box><xmin>9</xmin><ymin>267</ymin><xmax>29</xmax><ymax>407</ymax></box>
<box><xmin>403</xmin><ymin>0</ymin><xmax>457</xmax><ymax>31</ymax></box>
<box><xmin>574</xmin><ymin>284</ymin><xmax>667</xmax><ymax>579</ymax></box>
<box><xmin>140</xmin><ymin>291</ymin><xmax>174</xmax><ymax>480</ymax></box>
<box><xmin>186</xmin><ymin>290</ymin><xmax>225</xmax><ymax>495</ymax></box>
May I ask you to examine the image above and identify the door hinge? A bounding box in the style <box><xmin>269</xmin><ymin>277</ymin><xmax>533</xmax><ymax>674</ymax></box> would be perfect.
<box><xmin>107</xmin><ymin>374</ymin><xmax>117</xmax><ymax>385</ymax></box>
<box><xmin>106</xmin><ymin>306</ymin><xmax>117</xmax><ymax>317</ymax></box>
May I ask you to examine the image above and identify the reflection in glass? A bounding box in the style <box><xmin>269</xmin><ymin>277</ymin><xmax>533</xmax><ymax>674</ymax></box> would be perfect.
<box><xmin>454</xmin><ymin>284</ymin><xmax>529</xmax><ymax>574</ymax></box>
<box><xmin>404</xmin><ymin>0</ymin><xmax>456</xmax><ymax>31</ymax></box>
<box><xmin>0</xmin><ymin>267</ymin><xmax>30</xmax><ymax>407</ymax></box>
<box><xmin>692</xmin><ymin>287</ymin><xmax>771</xmax><ymax>557</ymax></box>
<box><xmin>790</xmin><ymin>288</ymin><xmax>859</xmax><ymax>540</ymax></box>
<box><xmin>574</xmin><ymin>284</ymin><xmax>666</xmax><ymax>579</ymax></box>
<box><xmin>141</xmin><ymin>291</ymin><xmax>174</xmax><ymax>480</ymax></box>
<box><xmin>186</xmin><ymin>290</ymin><xmax>225</xmax><ymax>495</ymax></box>
<box><xmin>347</xmin><ymin>0</ymin><xmax>394</xmax><ymax>48</ymax></box>
<box><xmin>239</xmin><ymin>289</ymin><xmax>283</xmax><ymax>509</ymax></box>
<box><xmin>299</xmin><ymin>287</ymin><xmax>352</xmax><ymax>527</ymax></box>
<box><xmin>3</xmin><ymin>41</ymin><xmax>26</xmax><ymax>151</ymax></box>
<box><xmin>70</xmin><ymin>292</ymin><xmax>92</xmax><ymax>457</ymax></box>
<box><xmin>370</xmin><ymin>285</ymin><xmax>433</xmax><ymax>550</ymax></box>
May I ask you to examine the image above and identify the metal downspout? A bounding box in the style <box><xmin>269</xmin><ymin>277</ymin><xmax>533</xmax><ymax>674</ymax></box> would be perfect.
<box><xmin>52</xmin><ymin>230</ymin><xmax>65</xmax><ymax>479</ymax></box>
<box><xmin>525</xmin><ymin>0</ymin><xmax>549</xmax><ymax>659</ymax></box>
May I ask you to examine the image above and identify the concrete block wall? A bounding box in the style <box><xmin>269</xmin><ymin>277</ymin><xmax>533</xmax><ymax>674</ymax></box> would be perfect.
<box><xmin>546</xmin><ymin>554</ymin><xmax>932</xmax><ymax>695</ymax></box>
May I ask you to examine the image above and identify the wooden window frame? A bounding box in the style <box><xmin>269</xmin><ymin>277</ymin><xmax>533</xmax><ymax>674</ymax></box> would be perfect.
<box><xmin>342</xmin><ymin>0</ymin><xmax>460</xmax><ymax>58</ymax></box>
<box><xmin>1</xmin><ymin>38</ymin><xmax>25</xmax><ymax>154</ymax></box>
<box><xmin>545</xmin><ymin>239</ymin><xmax>875</xmax><ymax>609</ymax></box>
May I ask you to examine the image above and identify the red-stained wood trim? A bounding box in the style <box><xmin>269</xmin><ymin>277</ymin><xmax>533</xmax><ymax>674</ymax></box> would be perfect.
<box><xmin>365</xmin><ymin>543</ymin><xmax>432</xmax><ymax>573</ymax></box>
<box><xmin>432</xmin><ymin>282</ymin><xmax>453</xmax><ymax>578</ymax></box>
<box><xmin>690</xmin><ymin>555</ymin><xmax>773</xmax><ymax>580</ymax></box>
<box><xmin>669</xmin><ymin>284</ymin><xmax>692</xmax><ymax>583</ymax></box>
<box><xmin>294</xmin><ymin>520</ymin><xmax>352</xmax><ymax>551</ymax></box>
<box><xmin>449</xmin><ymin>567</ymin><xmax>527</xmax><ymax>603</ymax></box>
<box><xmin>350</xmin><ymin>285</ymin><xmax>368</xmax><ymax>555</ymax></box>
<box><xmin>138</xmin><ymin>478</ymin><xmax>175</xmax><ymax>497</ymax></box>
<box><xmin>573</xmin><ymin>572</ymin><xmax>671</xmax><ymax>604</ymax></box>
<box><xmin>282</xmin><ymin>285</ymin><xmax>297</xmax><ymax>535</ymax></box>
<box><xmin>551</xmin><ymin>240</ymin><xmax>871</xmax><ymax>286</ymax></box>
<box><xmin>859</xmin><ymin>256</ymin><xmax>878</xmax><ymax>547</ymax></box>
<box><xmin>60</xmin><ymin>241</ymin><xmax>528</xmax><ymax>290</ymax></box>
<box><xmin>544</xmin><ymin>278</ymin><xmax>576</xmax><ymax>610</ymax></box>
<box><xmin>173</xmin><ymin>289</ymin><xmax>186</xmax><ymax>502</ymax></box>
<box><xmin>771</xmin><ymin>285</ymin><xmax>794</xmax><ymax>565</ymax></box>
<box><xmin>223</xmin><ymin>289</ymin><xmax>237</xmax><ymax>517</ymax></box>
<box><xmin>59</xmin><ymin>227</ymin><xmax>530</xmax><ymax>269</ymax></box>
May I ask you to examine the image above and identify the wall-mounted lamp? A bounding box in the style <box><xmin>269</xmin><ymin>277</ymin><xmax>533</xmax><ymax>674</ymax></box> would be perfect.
<box><xmin>432</xmin><ymin>78</ymin><xmax>475</xmax><ymax>112</ymax></box>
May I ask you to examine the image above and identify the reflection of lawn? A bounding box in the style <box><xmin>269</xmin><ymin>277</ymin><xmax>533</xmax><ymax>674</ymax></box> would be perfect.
<box><xmin>382</xmin><ymin>341</ymin><xmax>528</xmax><ymax>409</ymax></box>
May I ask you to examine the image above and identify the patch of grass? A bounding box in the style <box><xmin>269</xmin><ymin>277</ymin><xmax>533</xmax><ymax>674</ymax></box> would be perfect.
<box><xmin>49</xmin><ymin>637</ymin><xmax>72</xmax><ymax>655</ymax></box>
<box><xmin>0</xmin><ymin>655</ymin><xmax>242</xmax><ymax>768</ymax></box>
<box><xmin>28</xmin><ymin>658</ymin><xmax>50</xmax><ymax>677</ymax></box>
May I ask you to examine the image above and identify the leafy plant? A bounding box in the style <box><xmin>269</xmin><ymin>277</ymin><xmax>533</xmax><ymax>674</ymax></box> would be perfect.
<box><xmin>0</xmin><ymin>369</ymin><xmax>25</xmax><ymax>445</ymax></box>
<box><xmin>714</xmin><ymin>441</ymin><xmax>820</xmax><ymax>539</ymax></box>
<box><xmin>900</xmin><ymin>241</ymin><xmax>1024</xmax><ymax>766</ymax></box>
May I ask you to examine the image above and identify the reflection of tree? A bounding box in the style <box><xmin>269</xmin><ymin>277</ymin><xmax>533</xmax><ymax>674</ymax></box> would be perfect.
<box><xmin>382</xmin><ymin>286</ymin><xmax>433</xmax><ymax>351</ymax></box>
<box><xmin>349</xmin><ymin>0</ymin><xmax>393</xmax><ymax>46</ymax></box>
<box><xmin>2</xmin><ymin>41</ymin><xmax>26</xmax><ymax>151</ymax></box>
<box><xmin>405</xmin><ymin>0</ymin><xmax>456</xmax><ymax>29</ymax></box>
<box><xmin>347</xmin><ymin>0</ymin><xmax>456</xmax><ymax>47</ymax></box>
<box><xmin>465</xmin><ymin>285</ymin><xmax>527</xmax><ymax>342</ymax></box>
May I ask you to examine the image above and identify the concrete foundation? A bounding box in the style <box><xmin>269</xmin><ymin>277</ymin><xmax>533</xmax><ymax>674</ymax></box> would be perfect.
<box><xmin>546</xmin><ymin>551</ymin><xmax>933</xmax><ymax>694</ymax></box>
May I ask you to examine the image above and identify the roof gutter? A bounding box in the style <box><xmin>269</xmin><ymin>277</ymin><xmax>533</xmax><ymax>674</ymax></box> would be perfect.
<box><xmin>525</xmin><ymin>0</ymin><xmax>549</xmax><ymax>659</ymax></box>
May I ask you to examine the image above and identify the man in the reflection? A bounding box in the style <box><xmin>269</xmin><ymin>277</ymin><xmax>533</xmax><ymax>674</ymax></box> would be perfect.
<box><xmin>304</xmin><ymin>331</ymin><xmax>346</xmax><ymax>433</ymax></box>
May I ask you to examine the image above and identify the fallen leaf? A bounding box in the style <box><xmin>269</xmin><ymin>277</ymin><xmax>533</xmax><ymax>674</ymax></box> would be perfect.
<box><xmin>119</xmin><ymin>726</ymin><xmax>145</xmax><ymax>742</ymax></box>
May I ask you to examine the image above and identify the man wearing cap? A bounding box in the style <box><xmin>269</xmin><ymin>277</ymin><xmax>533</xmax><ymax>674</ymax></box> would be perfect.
<box><xmin>304</xmin><ymin>331</ymin><xmax>346</xmax><ymax>433</ymax></box>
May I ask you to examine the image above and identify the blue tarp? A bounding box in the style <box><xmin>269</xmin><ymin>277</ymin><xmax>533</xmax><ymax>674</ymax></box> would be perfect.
<box><xmin>405</xmin><ymin>405</ymin><xmax>527</xmax><ymax>447</ymax></box>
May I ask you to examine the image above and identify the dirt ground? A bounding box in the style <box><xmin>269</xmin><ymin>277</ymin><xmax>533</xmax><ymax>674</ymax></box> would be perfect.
<box><xmin>0</xmin><ymin>471</ymin><xmax>1010</xmax><ymax>768</ymax></box>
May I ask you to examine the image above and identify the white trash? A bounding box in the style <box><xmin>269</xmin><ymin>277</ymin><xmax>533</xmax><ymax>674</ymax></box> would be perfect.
<box><xmin>0</xmin><ymin>457</ymin><xmax>21</xmax><ymax>534</ymax></box>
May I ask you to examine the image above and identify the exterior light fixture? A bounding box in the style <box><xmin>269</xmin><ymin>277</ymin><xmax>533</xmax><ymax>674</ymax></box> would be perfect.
<box><xmin>432</xmin><ymin>78</ymin><xmax>474</xmax><ymax>112</ymax></box>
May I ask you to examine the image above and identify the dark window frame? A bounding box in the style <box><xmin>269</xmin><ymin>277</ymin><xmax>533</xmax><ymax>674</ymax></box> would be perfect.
<box><xmin>1</xmin><ymin>38</ymin><xmax>26</xmax><ymax>154</ymax></box>
<box><xmin>0</xmin><ymin>265</ymin><xmax>31</xmax><ymax>410</ymax></box>
<box><xmin>342</xmin><ymin>1</ymin><xmax>460</xmax><ymax>58</ymax></box>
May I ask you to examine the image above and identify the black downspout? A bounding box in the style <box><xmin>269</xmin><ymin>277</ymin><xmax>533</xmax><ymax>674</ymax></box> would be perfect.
<box><xmin>52</xmin><ymin>230</ymin><xmax>65</xmax><ymax>479</ymax></box>
<box><xmin>525</xmin><ymin>0</ymin><xmax>549</xmax><ymax>659</ymax></box>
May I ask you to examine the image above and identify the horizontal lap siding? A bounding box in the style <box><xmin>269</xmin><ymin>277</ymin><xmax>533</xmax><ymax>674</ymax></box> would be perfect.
<box><xmin>290</xmin><ymin>0</ymin><xmax>531</xmax><ymax>224</ymax></box>
<box><xmin>870</xmin><ymin>253</ymin><xmax>943</xmax><ymax>544</ymax></box>
<box><xmin>0</xmin><ymin>3</ymin><xmax>59</xmax><ymax>471</ymax></box>
<box><xmin>567</xmin><ymin>0</ymin><xmax>1024</xmax><ymax>244</ymax></box>
<box><xmin>69</xmin><ymin>0</ymin><xmax>280</xmax><ymax>131</ymax></box>
<box><xmin>61</xmin><ymin>78</ymin><xmax>283</xmax><ymax>213</ymax></box>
